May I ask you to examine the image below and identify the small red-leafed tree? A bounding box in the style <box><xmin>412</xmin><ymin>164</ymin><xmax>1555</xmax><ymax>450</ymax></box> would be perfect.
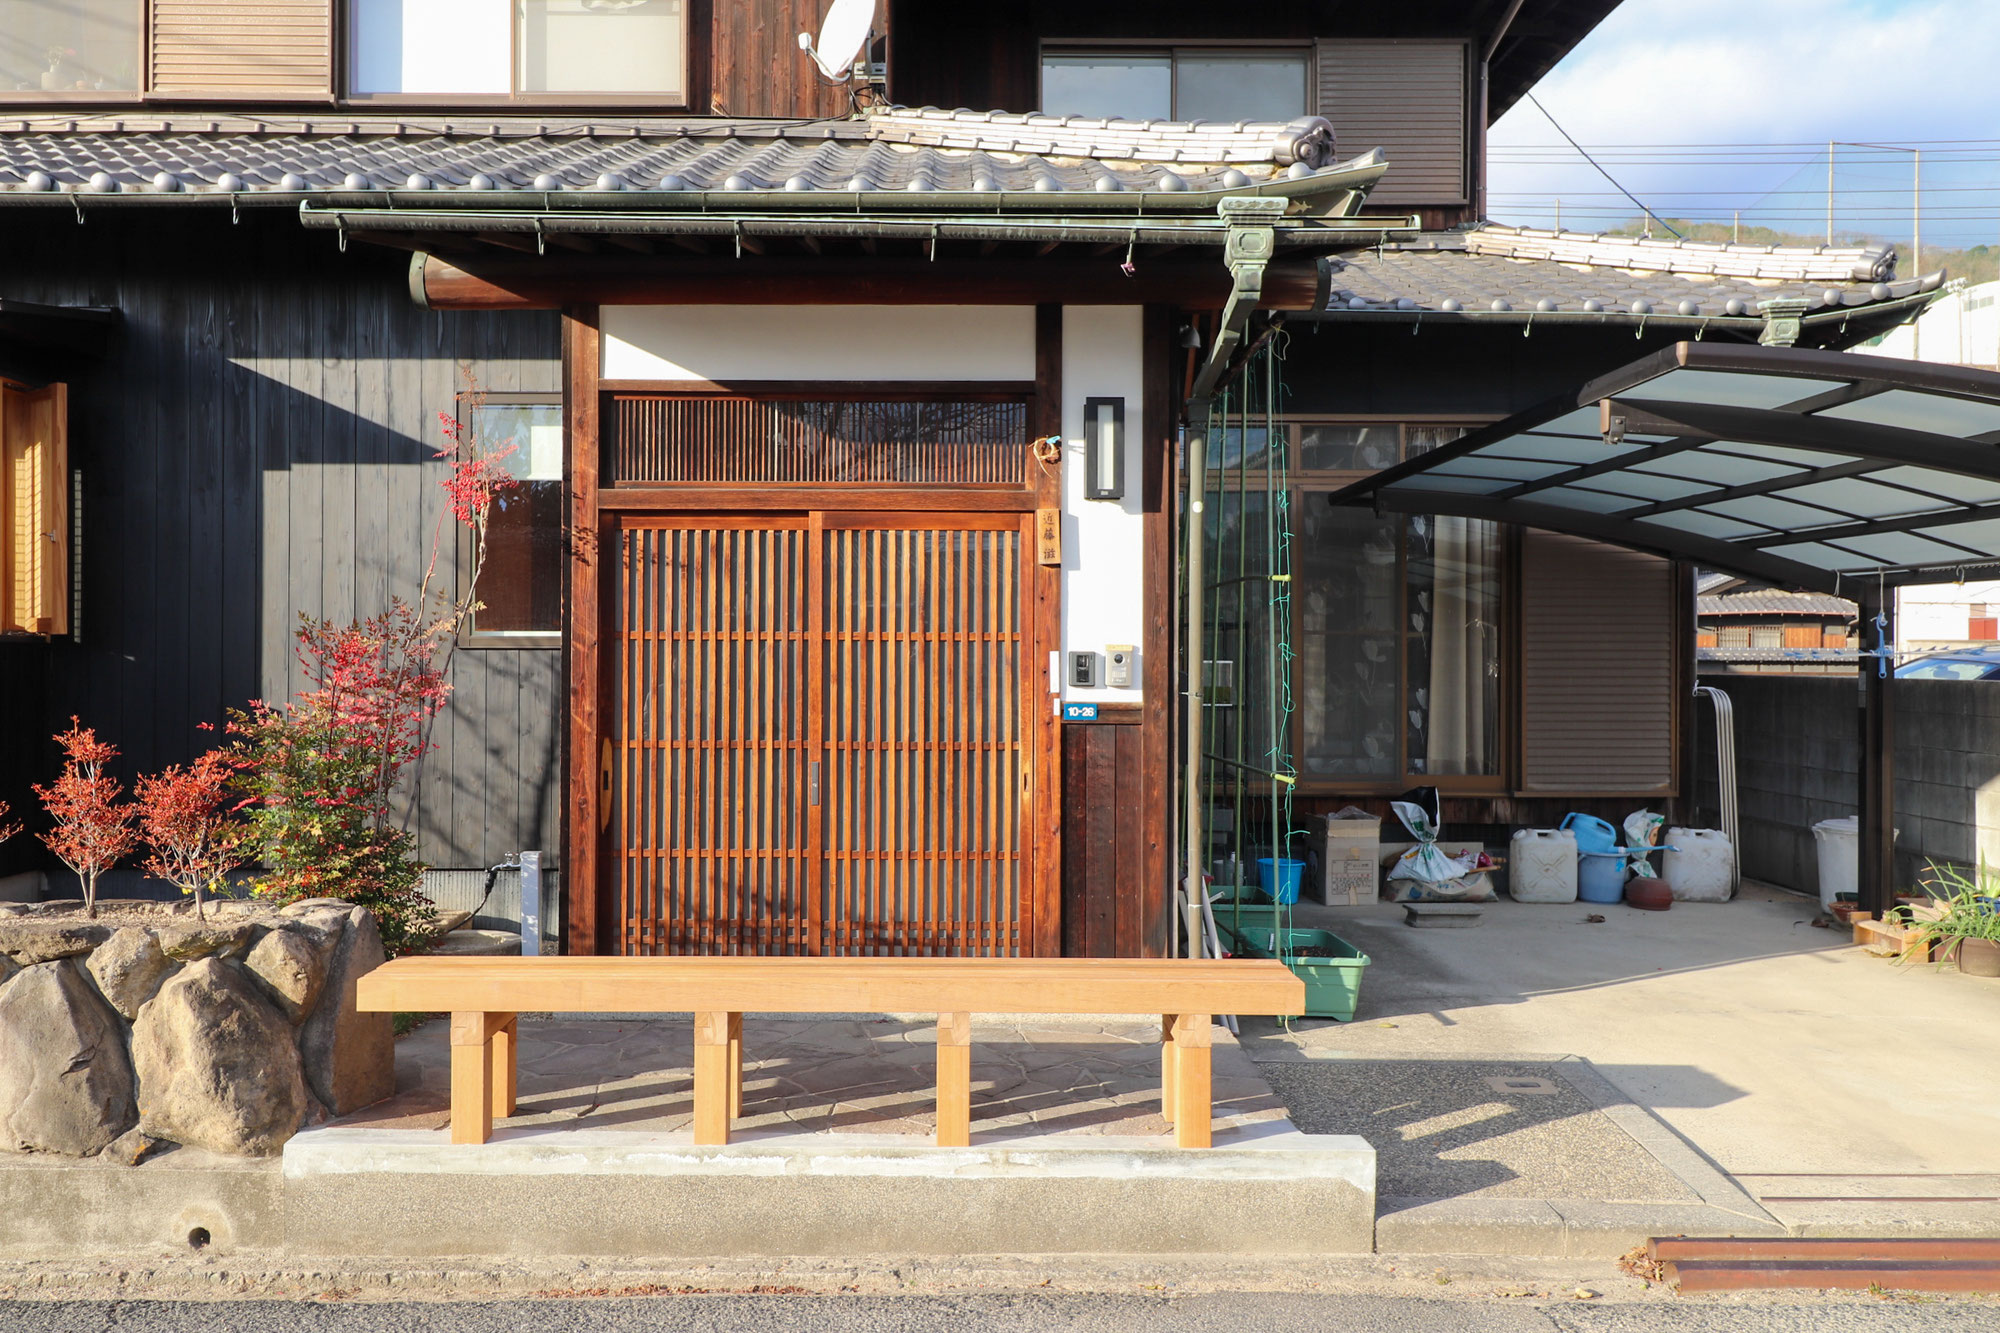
<box><xmin>33</xmin><ymin>719</ymin><xmax>137</xmax><ymax>919</ymax></box>
<box><xmin>135</xmin><ymin>751</ymin><xmax>248</xmax><ymax>922</ymax></box>
<box><xmin>0</xmin><ymin>798</ymin><xmax>21</xmax><ymax>848</ymax></box>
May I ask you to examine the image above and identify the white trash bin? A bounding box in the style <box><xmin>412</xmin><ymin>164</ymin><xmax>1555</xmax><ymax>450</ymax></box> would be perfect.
<box><xmin>1812</xmin><ymin>816</ymin><xmax>1899</xmax><ymax>910</ymax></box>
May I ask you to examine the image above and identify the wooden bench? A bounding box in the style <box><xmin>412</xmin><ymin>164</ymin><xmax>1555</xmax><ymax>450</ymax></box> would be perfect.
<box><xmin>355</xmin><ymin>957</ymin><xmax>1304</xmax><ymax>1150</ymax></box>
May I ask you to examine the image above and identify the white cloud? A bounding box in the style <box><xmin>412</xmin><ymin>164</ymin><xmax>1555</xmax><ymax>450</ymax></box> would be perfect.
<box><xmin>1488</xmin><ymin>0</ymin><xmax>2000</xmax><ymax>245</ymax></box>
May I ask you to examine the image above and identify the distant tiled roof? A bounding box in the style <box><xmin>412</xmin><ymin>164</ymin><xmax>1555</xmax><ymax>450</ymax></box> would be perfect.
<box><xmin>1698</xmin><ymin>590</ymin><xmax>1858</xmax><ymax>617</ymax></box>
<box><xmin>1465</xmin><ymin>225</ymin><xmax>1895</xmax><ymax>284</ymax></box>
<box><xmin>0</xmin><ymin>106</ymin><xmax>1352</xmax><ymax>201</ymax></box>
<box><xmin>1322</xmin><ymin>227</ymin><xmax>1940</xmax><ymax>322</ymax></box>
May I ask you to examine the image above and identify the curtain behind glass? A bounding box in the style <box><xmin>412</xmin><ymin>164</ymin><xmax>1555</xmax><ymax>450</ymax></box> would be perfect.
<box><xmin>1407</xmin><ymin>516</ymin><xmax>1501</xmax><ymax>775</ymax></box>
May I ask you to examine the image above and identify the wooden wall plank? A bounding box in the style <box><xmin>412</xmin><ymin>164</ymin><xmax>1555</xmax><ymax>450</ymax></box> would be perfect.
<box><xmin>564</xmin><ymin>306</ymin><xmax>604</xmax><ymax>954</ymax></box>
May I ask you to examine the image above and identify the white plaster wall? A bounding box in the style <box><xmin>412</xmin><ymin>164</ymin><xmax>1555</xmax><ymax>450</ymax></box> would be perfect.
<box><xmin>352</xmin><ymin>0</ymin><xmax>511</xmax><ymax>95</ymax></box>
<box><xmin>1059</xmin><ymin>305</ymin><xmax>1147</xmax><ymax>706</ymax></box>
<box><xmin>1897</xmin><ymin>579</ymin><xmax>2000</xmax><ymax>649</ymax></box>
<box><xmin>601</xmin><ymin>306</ymin><xmax>1037</xmax><ymax>382</ymax></box>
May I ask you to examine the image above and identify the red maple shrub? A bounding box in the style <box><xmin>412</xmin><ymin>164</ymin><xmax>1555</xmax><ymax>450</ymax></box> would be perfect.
<box><xmin>0</xmin><ymin>798</ymin><xmax>20</xmax><ymax>847</ymax></box>
<box><xmin>135</xmin><ymin>750</ymin><xmax>249</xmax><ymax>922</ymax></box>
<box><xmin>33</xmin><ymin>719</ymin><xmax>137</xmax><ymax>919</ymax></box>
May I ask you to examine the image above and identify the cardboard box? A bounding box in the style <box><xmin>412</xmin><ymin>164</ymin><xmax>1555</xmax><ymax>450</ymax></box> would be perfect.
<box><xmin>1316</xmin><ymin>812</ymin><xmax>1382</xmax><ymax>905</ymax></box>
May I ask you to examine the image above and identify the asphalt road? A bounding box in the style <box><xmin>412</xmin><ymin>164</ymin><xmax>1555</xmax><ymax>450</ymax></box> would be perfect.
<box><xmin>4</xmin><ymin>1295</ymin><xmax>1993</xmax><ymax>1332</ymax></box>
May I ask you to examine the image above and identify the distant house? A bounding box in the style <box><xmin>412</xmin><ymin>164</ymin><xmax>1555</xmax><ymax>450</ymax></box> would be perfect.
<box><xmin>1696</xmin><ymin>574</ymin><xmax>1858</xmax><ymax>676</ymax></box>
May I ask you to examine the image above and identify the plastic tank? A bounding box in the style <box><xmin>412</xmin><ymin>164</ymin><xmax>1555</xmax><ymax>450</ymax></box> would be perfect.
<box><xmin>1577</xmin><ymin>850</ymin><xmax>1628</xmax><ymax>904</ymax></box>
<box><xmin>1663</xmin><ymin>828</ymin><xmax>1734</xmax><ymax>902</ymax></box>
<box><xmin>1509</xmin><ymin>828</ymin><xmax>1578</xmax><ymax>903</ymax></box>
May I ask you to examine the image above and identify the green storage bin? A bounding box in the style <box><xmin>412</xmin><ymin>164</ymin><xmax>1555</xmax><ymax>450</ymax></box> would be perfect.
<box><xmin>1230</xmin><ymin>926</ymin><xmax>1371</xmax><ymax>1022</ymax></box>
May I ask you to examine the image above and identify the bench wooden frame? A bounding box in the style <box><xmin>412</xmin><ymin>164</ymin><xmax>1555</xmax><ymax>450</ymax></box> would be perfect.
<box><xmin>356</xmin><ymin>957</ymin><xmax>1304</xmax><ymax>1150</ymax></box>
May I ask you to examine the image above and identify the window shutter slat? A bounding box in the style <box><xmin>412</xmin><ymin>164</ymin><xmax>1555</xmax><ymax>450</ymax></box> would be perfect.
<box><xmin>2</xmin><ymin>382</ymin><xmax>68</xmax><ymax>638</ymax></box>
<box><xmin>149</xmin><ymin>0</ymin><xmax>334</xmax><ymax>100</ymax></box>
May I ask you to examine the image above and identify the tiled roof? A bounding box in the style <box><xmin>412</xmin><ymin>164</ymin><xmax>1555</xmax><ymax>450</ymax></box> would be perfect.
<box><xmin>1698</xmin><ymin>590</ymin><xmax>1858</xmax><ymax>617</ymax></box>
<box><xmin>1318</xmin><ymin>227</ymin><xmax>1942</xmax><ymax>325</ymax></box>
<box><xmin>0</xmin><ymin>106</ymin><xmax>1349</xmax><ymax>201</ymax></box>
<box><xmin>1465</xmin><ymin>225</ymin><xmax>1895</xmax><ymax>284</ymax></box>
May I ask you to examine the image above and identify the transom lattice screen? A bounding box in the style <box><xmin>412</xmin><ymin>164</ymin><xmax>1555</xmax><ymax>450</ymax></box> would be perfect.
<box><xmin>606</xmin><ymin>397</ymin><xmax>1029</xmax><ymax>485</ymax></box>
<box><xmin>610</xmin><ymin>515</ymin><xmax>1026</xmax><ymax>955</ymax></box>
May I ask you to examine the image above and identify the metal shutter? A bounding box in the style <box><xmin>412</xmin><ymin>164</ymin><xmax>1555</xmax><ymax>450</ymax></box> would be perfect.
<box><xmin>150</xmin><ymin>0</ymin><xmax>334</xmax><ymax>100</ymax></box>
<box><xmin>1520</xmin><ymin>531</ymin><xmax>1676</xmax><ymax>795</ymax></box>
<box><xmin>1314</xmin><ymin>39</ymin><xmax>1468</xmax><ymax>206</ymax></box>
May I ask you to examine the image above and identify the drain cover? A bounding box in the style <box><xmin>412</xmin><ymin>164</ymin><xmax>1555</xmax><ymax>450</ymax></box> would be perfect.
<box><xmin>1485</xmin><ymin>1075</ymin><xmax>1560</xmax><ymax>1096</ymax></box>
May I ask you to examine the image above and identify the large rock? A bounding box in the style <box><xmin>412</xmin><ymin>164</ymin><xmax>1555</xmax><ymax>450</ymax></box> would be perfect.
<box><xmin>0</xmin><ymin>918</ymin><xmax>112</xmax><ymax>965</ymax></box>
<box><xmin>155</xmin><ymin>919</ymin><xmax>259</xmax><ymax>961</ymax></box>
<box><xmin>131</xmin><ymin>958</ymin><xmax>310</xmax><ymax>1156</ymax></box>
<box><xmin>0</xmin><ymin>953</ymin><xmax>16</xmax><ymax>988</ymax></box>
<box><xmin>0</xmin><ymin>960</ymin><xmax>136</xmax><ymax>1156</ymax></box>
<box><xmin>86</xmin><ymin>926</ymin><xmax>175</xmax><ymax>1020</ymax></box>
<box><xmin>299</xmin><ymin>907</ymin><xmax>394</xmax><ymax>1114</ymax></box>
<box><xmin>242</xmin><ymin>926</ymin><xmax>326</xmax><ymax>1025</ymax></box>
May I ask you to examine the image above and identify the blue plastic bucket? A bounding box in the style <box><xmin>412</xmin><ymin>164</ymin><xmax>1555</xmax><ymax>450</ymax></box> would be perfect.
<box><xmin>1256</xmin><ymin>857</ymin><xmax>1307</xmax><ymax>905</ymax></box>
<box><xmin>1577</xmin><ymin>850</ymin><xmax>1628</xmax><ymax>904</ymax></box>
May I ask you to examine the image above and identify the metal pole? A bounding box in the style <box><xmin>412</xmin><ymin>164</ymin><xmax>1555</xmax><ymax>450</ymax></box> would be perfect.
<box><xmin>519</xmin><ymin>851</ymin><xmax>543</xmax><ymax>956</ymax></box>
<box><xmin>1182</xmin><ymin>397</ymin><xmax>1212</xmax><ymax>958</ymax></box>
<box><xmin>1856</xmin><ymin>588</ymin><xmax>1896</xmax><ymax>918</ymax></box>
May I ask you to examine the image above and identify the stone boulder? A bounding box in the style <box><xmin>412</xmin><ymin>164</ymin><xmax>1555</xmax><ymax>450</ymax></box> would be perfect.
<box><xmin>0</xmin><ymin>953</ymin><xmax>16</xmax><ymax>988</ymax></box>
<box><xmin>242</xmin><ymin>926</ymin><xmax>326</xmax><ymax>1025</ymax></box>
<box><xmin>0</xmin><ymin>960</ymin><xmax>136</xmax><ymax>1156</ymax></box>
<box><xmin>299</xmin><ymin>908</ymin><xmax>395</xmax><ymax>1114</ymax></box>
<box><xmin>132</xmin><ymin>958</ymin><xmax>310</xmax><ymax>1156</ymax></box>
<box><xmin>0</xmin><ymin>918</ymin><xmax>113</xmax><ymax>965</ymax></box>
<box><xmin>86</xmin><ymin>926</ymin><xmax>175</xmax><ymax>1020</ymax></box>
<box><xmin>155</xmin><ymin>919</ymin><xmax>259</xmax><ymax>961</ymax></box>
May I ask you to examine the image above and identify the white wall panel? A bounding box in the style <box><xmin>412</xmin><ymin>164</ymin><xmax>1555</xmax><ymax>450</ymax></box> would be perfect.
<box><xmin>600</xmin><ymin>306</ymin><xmax>1037</xmax><ymax>382</ymax></box>
<box><xmin>1059</xmin><ymin>305</ymin><xmax>1146</xmax><ymax>706</ymax></box>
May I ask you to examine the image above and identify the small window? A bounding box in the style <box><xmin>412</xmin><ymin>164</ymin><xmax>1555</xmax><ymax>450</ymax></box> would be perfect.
<box><xmin>465</xmin><ymin>399</ymin><xmax>563</xmax><ymax>644</ymax></box>
<box><xmin>1748</xmin><ymin>627</ymin><xmax>1782</xmax><ymax>649</ymax></box>
<box><xmin>0</xmin><ymin>0</ymin><xmax>140</xmax><ymax>94</ymax></box>
<box><xmin>1</xmin><ymin>380</ymin><xmax>69</xmax><ymax>637</ymax></box>
<box><xmin>352</xmin><ymin>0</ymin><xmax>687</xmax><ymax>100</ymax></box>
<box><xmin>1040</xmin><ymin>46</ymin><xmax>1308</xmax><ymax>123</ymax></box>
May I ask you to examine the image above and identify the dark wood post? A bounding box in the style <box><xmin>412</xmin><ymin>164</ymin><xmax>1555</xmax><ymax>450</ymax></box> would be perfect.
<box><xmin>1857</xmin><ymin>585</ymin><xmax>1896</xmax><ymax>917</ymax></box>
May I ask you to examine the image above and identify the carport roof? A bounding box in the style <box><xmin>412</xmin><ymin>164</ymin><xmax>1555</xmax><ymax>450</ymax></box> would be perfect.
<box><xmin>1327</xmin><ymin>342</ymin><xmax>2000</xmax><ymax>595</ymax></box>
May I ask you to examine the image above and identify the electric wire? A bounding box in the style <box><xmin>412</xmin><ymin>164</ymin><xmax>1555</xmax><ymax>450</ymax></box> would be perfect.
<box><xmin>1523</xmin><ymin>92</ymin><xmax>1684</xmax><ymax>239</ymax></box>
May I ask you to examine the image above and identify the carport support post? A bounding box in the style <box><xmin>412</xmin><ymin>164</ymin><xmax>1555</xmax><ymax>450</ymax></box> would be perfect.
<box><xmin>1857</xmin><ymin>586</ymin><xmax>1896</xmax><ymax>917</ymax></box>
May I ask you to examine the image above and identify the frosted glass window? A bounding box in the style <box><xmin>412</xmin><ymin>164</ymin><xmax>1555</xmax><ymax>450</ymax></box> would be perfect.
<box><xmin>469</xmin><ymin>403</ymin><xmax>563</xmax><ymax>637</ymax></box>
<box><xmin>1831</xmin><ymin>533</ymin><xmax>1981</xmax><ymax>566</ymax></box>
<box><xmin>521</xmin><ymin>0</ymin><xmax>686</xmax><ymax>95</ymax></box>
<box><xmin>1299</xmin><ymin>424</ymin><xmax>1399</xmax><ymax>471</ymax></box>
<box><xmin>1646</xmin><ymin>510</ymin><xmax>1766</xmax><ymax>540</ymax></box>
<box><xmin>353</xmin><ymin>0</ymin><xmax>511</xmax><ymax>95</ymax></box>
<box><xmin>0</xmin><ymin>0</ymin><xmax>139</xmax><ymax>93</ymax></box>
<box><xmin>1619</xmin><ymin>369</ymin><xmax>1849</xmax><ymax>410</ymax></box>
<box><xmin>1040</xmin><ymin>54</ymin><xmax>1171</xmax><ymax>120</ymax></box>
<box><xmin>1706</xmin><ymin>495</ymin><xmax>1846</xmax><ymax>529</ymax></box>
<box><xmin>1916</xmin><ymin>517</ymin><xmax>2000</xmax><ymax>552</ymax></box>
<box><xmin>1176</xmin><ymin>53</ymin><xmax>1307</xmax><ymax>122</ymax></box>
<box><xmin>1579</xmin><ymin>472</ymin><xmax>1715</xmax><ymax>503</ymax></box>
<box><xmin>1533</xmin><ymin>488</ymin><xmax>1645</xmax><ymax>513</ymax></box>
<box><xmin>1817</xmin><ymin>389</ymin><xmax>2000</xmax><ymax>439</ymax></box>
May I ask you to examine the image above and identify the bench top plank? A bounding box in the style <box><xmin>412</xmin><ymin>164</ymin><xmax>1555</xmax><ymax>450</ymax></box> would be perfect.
<box><xmin>356</xmin><ymin>956</ymin><xmax>1305</xmax><ymax>1017</ymax></box>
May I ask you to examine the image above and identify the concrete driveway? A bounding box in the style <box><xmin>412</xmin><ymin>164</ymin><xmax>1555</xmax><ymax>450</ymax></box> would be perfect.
<box><xmin>1237</xmin><ymin>881</ymin><xmax>2000</xmax><ymax>1241</ymax></box>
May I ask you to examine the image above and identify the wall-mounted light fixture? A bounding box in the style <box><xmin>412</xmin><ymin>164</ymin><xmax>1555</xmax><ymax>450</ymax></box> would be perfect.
<box><xmin>1083</xmin><ymin>397</ymin><xmax>1125</xmax><ymax>501</ymax></box>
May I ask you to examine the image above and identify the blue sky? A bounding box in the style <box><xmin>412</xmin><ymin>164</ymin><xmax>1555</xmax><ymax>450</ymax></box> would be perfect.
<box><xmin>1487</xmin><ymin>0</ymin><xmax>2000</xmax><ymax>249</ymax></box>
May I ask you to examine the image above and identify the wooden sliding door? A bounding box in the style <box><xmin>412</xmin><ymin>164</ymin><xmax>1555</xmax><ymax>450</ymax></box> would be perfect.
<box><xmin>610</xmin><ymin>511</ymin><xmax>1030</xmax><ymax>956</ymax></box>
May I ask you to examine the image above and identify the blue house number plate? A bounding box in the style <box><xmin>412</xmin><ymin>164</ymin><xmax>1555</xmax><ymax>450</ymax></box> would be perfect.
<box><xmin>1063</xmin><ymin>703</ymin><xmax>1099</xmax><ymax>721</ymax></box>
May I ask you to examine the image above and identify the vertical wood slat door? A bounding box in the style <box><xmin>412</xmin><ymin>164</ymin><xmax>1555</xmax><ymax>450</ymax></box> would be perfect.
<box><xmin>614</xmin><ymin>517</ymin><xmax>813</xmax><ymax>954</ymax></box>
<box><xmin>611</xmin><ymin>512</ymin><xmax>1026</xmax><ymax>956</ymax></box>
<box><xmin>822</xmin><ymin>515</ymin><xmax>1024</xmax><ymax>956</ymax></box>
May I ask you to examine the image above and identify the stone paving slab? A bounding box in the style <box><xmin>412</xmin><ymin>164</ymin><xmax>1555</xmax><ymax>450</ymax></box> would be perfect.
<box><xmin>342</xmin><ymin>1016</ymin><xmax>1286</xmax><ymax>1143</ymax></box>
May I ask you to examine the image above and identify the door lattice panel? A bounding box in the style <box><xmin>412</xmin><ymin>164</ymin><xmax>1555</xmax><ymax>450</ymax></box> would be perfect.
<box><xmin>612</xmin><ymin>515</ymin><xmax>1024</xmax><ymax>956</ymax></box>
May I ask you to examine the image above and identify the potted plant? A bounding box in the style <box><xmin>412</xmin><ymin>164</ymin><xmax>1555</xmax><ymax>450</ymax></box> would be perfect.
<box><xmin>1909</xmin><ymin>861</ymin><xmax>2000</xmax><ymax>978</ymax></box>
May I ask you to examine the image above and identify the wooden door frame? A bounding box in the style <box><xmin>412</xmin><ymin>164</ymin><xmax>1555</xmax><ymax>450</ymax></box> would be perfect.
<box><xmin>563</xmin><ymin>305</ymin><xmax>1066</xmax><ymax>956</ymax></box>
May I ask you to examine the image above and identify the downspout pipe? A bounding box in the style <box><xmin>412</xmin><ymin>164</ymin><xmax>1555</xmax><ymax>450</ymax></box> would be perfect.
<box><xmin>1181</xmin><ymin>197</ymin><xmax>1284</xmax><ymax>956</ymax></box>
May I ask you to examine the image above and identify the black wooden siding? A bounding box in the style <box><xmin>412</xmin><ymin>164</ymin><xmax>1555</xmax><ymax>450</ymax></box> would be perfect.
<box><xmin>0</xmin><ymin>211</ymin><xmax>560</xmax><ymax>877</ymax></box>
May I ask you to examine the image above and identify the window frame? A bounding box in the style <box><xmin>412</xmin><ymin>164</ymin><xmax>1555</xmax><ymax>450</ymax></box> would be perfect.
<box><xmin>458</xmin><ymin>390</ymin><xmax>564</xmax><ymax>651</ymax></box>
<box><xmin>1286</xmin><ymin>415</ymin><xmax>1516</xmax><ymax>797</ymax></box>
<box><xmin>0</xmin><ymin>377</ymin><xmax>71</xmax><ymax>640</ymax></box>
<box><xmin>345</xmin><ymin>0</ymin><xmax>692</xmax><ymax>109</ymax></box>
<box><xmin>1036</xmin><ymin>39</ymin><xmax>1315</xmax><ymax>123</ymax></box>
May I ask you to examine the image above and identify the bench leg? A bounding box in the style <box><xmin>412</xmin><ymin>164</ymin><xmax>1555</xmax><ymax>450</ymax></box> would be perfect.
<box><xmin>1171</xmin><ymin>1013</ymin><xmax>1213</xmax><ymax>1149</ymax></box>
<box><xmin>694</xmin><ymin>1011</ymin><xmax>736</xmax><ymax>1146</ymax></box>
<box><xmin>727</xmin><ymin>1012</ymin><xmax>744</xmax><ymax>1119</ymax></box>
<box><xmin>491</xmin><ymin>1017</ymin><xmax>518</xmax><ymax>1119</ymax></box>
<box><xmin>450</xmin><ymin>1011</ymin><xmax>512</xmax><ymax>1145</ymax></box>
<box><xmin>936</xmin><ymin>1012</ymin><xmax>972</xmax><ymax>1148</ymax></box>
<box><xmin>1161</xmin><ymin>1015</ymin><xmax>1178</xmax><ymax>1124</ymax></box>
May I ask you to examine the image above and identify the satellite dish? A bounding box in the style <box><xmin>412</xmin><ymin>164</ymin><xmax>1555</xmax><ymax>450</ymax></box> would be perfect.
<box><xmin>799</xmin><ymin>0</ymin><xmax>875</xmax><ymax>80</ymax></box>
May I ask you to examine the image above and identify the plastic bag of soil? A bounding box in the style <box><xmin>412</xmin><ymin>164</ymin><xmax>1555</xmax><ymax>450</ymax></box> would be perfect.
<box><xmin>1387</xmin><ymin>799</ymin><xmax>1486</xmax><ymax>901</ymax></box>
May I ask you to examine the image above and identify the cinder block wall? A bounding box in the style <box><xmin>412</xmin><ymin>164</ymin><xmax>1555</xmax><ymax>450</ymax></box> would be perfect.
<box><xmin>1692</xmin><ymin>676</ymin><xmax>2000</xmax><ymax>897</ymax></box>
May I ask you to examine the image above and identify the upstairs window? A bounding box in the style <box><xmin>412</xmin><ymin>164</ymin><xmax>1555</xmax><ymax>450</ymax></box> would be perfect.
<box><xmin>1040</xmin><ymin>46</ymin><xmax>1308</xmax><ymax>123</ymax></box>
<box><xmin>352</xmin><ymin>0</ymin><xmax>687</xmax><ymax>101</ymax></box>
<box><xmin>0</xmin><ymin>0</ymin><xmax>141</xmax><ymax>94</ymax></box>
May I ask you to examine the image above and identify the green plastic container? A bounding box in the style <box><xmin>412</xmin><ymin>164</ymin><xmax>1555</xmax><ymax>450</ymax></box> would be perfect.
<box><xmin>1230</xmin><ymin>926</ymin><xmax>1371</xmax><ymax>1022</ymax></box>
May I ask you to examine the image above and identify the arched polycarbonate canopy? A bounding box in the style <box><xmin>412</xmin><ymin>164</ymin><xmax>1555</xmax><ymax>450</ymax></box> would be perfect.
<box><xmin>1327</xmin><ymin>342</ymin><xmax>2000</xmax><ymax>596</ymax></box>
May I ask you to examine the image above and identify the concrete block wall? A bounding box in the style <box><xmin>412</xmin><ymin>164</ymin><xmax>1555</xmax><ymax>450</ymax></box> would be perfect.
<box><xmin>1693</xmin><ymin>676</ymin><xmax>2000</xmax><ymax>897</ymax></box>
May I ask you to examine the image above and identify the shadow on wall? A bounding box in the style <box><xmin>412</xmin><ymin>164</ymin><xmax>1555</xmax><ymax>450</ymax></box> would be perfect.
<box><xmin>1694</xmin><ymin>676</ymin><xmax>2000</xmax><ymax>896</ymax></box>
<box><xmin>0</xmin><ymin>210</ymin><xmax>563</xmax><ymax>881</ymax></box>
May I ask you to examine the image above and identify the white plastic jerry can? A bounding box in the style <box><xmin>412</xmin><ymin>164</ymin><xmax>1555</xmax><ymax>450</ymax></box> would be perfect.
<box><xmin>1509</xmin><ymin>828</ymin><xmax>1579</xmax><ymax>903</ymax></box>
<box><xmin>1663</xmin><ymin>828</ymin><xmax>1734</xmax><ymax>903</ymax></box>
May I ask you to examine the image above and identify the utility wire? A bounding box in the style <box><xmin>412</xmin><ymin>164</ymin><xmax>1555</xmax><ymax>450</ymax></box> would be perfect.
<box><xmin>1524</xmin><ymin>92</ymin><xmax>1683</xmax><ymax>239</ymax></box>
